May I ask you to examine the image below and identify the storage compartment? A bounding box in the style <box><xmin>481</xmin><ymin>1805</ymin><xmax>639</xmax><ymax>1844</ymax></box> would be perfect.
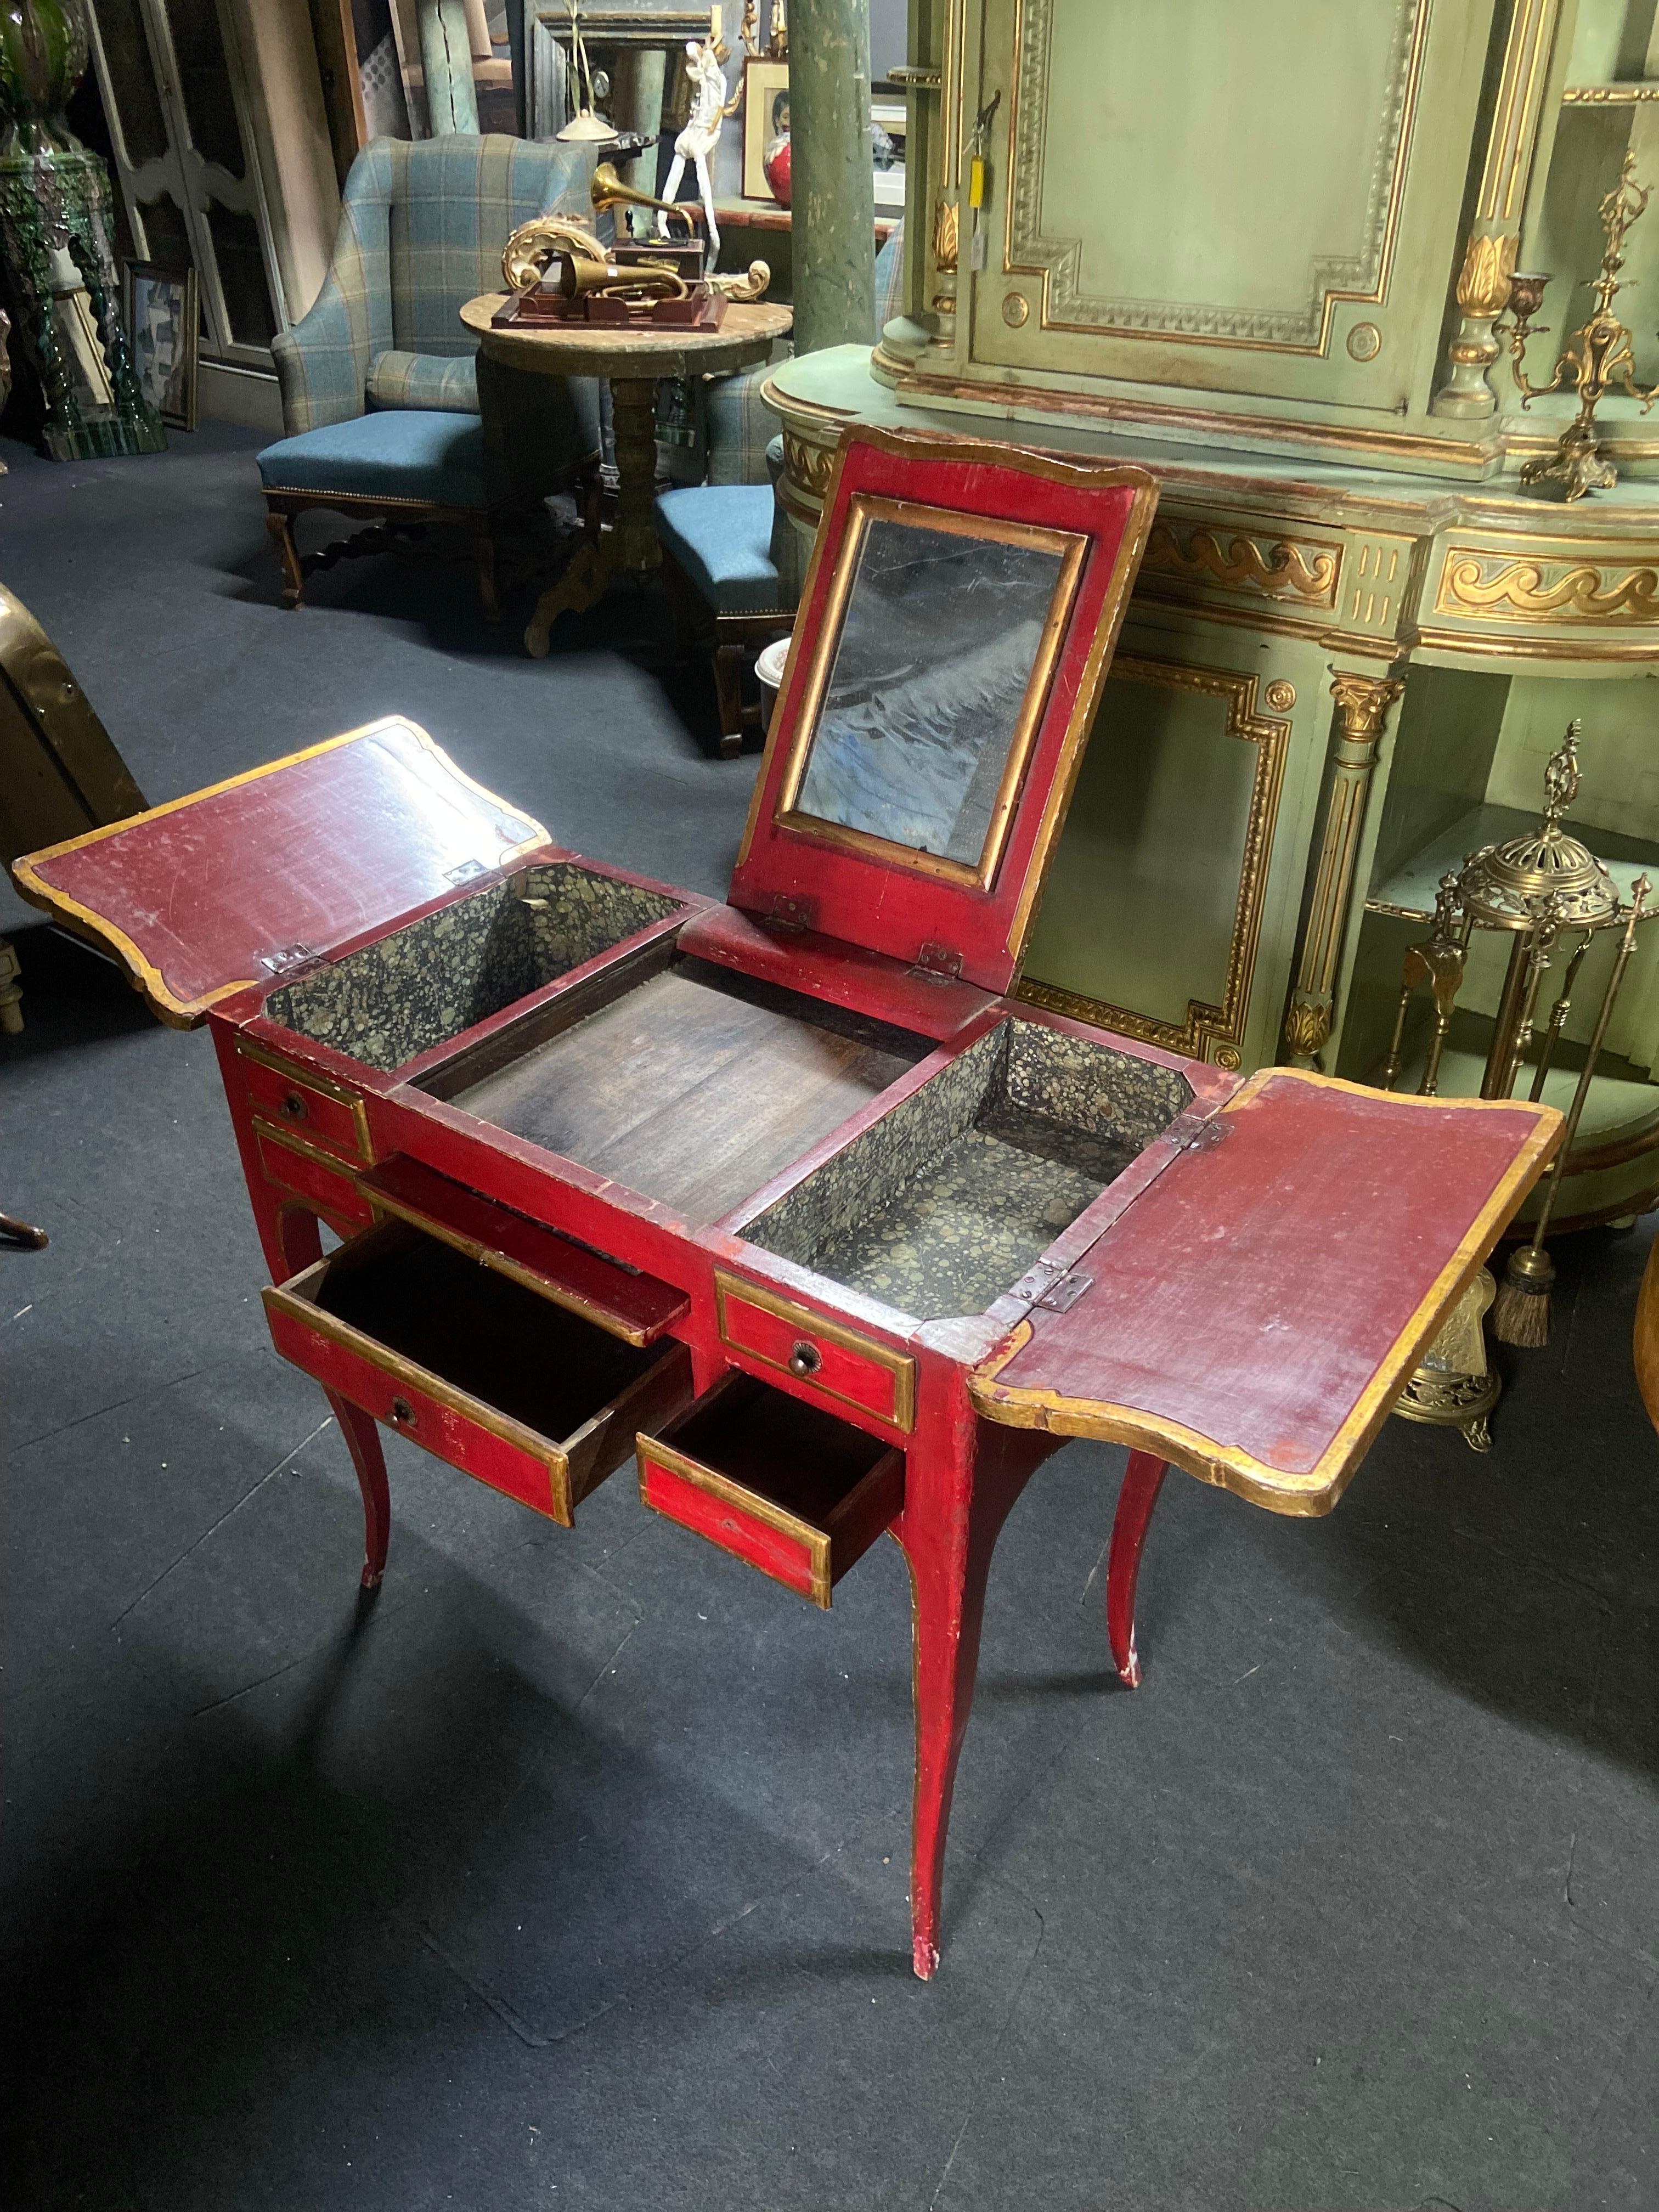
<box><xmin>263</xmin><ymin>862</ymin><xmax>684</xmax><ymax>1073</ymax></box>
<box><xmin>424</xmin><ymin>952</ymin><xmax>932</xmax><ymax>1225</ymax></box>
<box><xmin>637</xmin><ymin>1372</ymin><xmax>904</xmax><ymax>1607</ymax></box>
<box><xmin>741</xmin><ymin>1018</ymin><xmax>1193</xmax><ymax>1320</ymax></box>
<box><xmin>360</xmin><ymin>1153</ymin><xmax>689</xmax><ymax>1347</ymax></box>
<box><xmin>264</xmin><ymin>1221</ymin><xmax>693</xmax><ymax>1525</ymax></box>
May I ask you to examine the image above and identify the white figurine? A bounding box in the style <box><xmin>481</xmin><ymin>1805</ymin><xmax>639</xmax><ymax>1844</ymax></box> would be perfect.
<box><xmin>659</xmin><ymin>38</ymin><xmax>730</xmax><ymax>256</ymax></box>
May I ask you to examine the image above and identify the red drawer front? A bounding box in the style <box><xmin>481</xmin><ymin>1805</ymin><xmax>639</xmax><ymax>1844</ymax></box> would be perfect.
<box><xmin>639</xmin><ymin>1442</ymin><xmax>824</xmax><ymax>1602</ymax></box>
<box><xmin>716</xmin><ymin>1277</ymin><xmax>915</xmax><ymax>1433</ymax></box>
<box><xmin>236</xmin><ymin>1043</ymin><xmax>370</xmax><ymax>1163</ymax></box>
<box><xmin>266</xmin><ymin>1297</ymin><xmax>566</xmax><ymax>1522</ymax></box>
<box><xmin>255</xmin><ymin>1123</ymin><xmax>376</xmax><ymax>1234</ymax></box>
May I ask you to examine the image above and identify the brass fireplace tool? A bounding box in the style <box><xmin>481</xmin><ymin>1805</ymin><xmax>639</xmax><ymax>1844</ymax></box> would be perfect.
<box><xmin>1498</xmin><ymin>151</ymin><xmax>1659</xmax><ymax>500</ymax></box>
<box><xmin>1384</xmin><ymin>723</ymin><xmax>1654</xmax><ymax>1443</ymax></box>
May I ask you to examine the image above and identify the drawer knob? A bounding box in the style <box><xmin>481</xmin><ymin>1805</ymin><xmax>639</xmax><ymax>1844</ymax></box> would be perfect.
<box><xmin>787</xmin><ymin>1339</ymin><xmax>822</xmax><ymax>1378</ymax></box>
<box><xmin>388</xmin><ymin>1395</ymin><xmax>417</xmax><ymax>1429</ymax></box>
<box><xmin>280</xmin><ymin>1090</ymin><xmax>308</xmax><ymax>1121</ymax></box>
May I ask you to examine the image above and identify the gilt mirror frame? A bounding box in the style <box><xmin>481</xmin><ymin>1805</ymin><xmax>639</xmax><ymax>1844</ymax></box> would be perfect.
<box><xmin>771</xmin><ymin>493</ymin><xmax>1089</xmax><ymax>894</ymax></box>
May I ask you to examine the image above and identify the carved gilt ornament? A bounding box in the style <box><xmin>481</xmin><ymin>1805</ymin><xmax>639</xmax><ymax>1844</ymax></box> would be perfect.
<box><xmin>1436</xmin><ymin>550</ymin><xmax>1659</xmax><ymax>624</ymax></box>
<box><xmin>781</xmin><ymin>431</ymin><xmax>836</xmax><ymax>500</ymax></box>
<box><xmin>1141</xmin><ymin>521</ymin><xmax>1341</xmax><ymax>607</ymax></box>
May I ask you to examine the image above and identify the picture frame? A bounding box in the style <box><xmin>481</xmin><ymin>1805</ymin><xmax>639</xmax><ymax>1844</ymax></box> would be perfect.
<box><xmin>742</xmin><ymin>55</ymin><xmax>789</xmax><ymax>201</ymax></box>
<box><xmin>123</xmin><ymin>261</ymin><xmax>199</xmax><ymax>432</ymax></box>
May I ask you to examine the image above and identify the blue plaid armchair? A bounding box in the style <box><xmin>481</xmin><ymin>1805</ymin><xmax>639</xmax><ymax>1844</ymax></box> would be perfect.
<box><xmin>258</xmin><ymin>134</ymin><xmax>602</xmax><ymax>617</ymax></box>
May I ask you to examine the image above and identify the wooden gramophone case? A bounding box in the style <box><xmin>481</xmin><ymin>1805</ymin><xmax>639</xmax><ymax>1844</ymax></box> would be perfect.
<box><xmin>14</xmin><ymin>428</ymin><xmax>1559</xmax><ymax>1977</ymax></box>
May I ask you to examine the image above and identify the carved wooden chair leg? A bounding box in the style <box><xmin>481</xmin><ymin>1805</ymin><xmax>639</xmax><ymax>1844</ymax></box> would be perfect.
<box><xmin>713</xmin><ymin>640</ymin><xmax>745</xmax><ymax>759</ymax></box>
<box><xmin>663</xmin><ymin>556</ymin><xmax>693</xmax><ymax>659</ymax></box>
<box><xmin>1105</xmin><ymin>1451</ymin><xmax>1170</xmax><ymax>1688</ymax></box>
<box><xmin>326</xmin><ymin>1389</ymin><xmax>391</xmax><ymax>1589</ymax></box>
<box><xmin>0</xmin><ymin>933</ymin><xmax>22</xmax><ymax>1035</ymax></box>
<box><xmin>473</xmin><ymin>530</ymin><xmax>502</xmax><ymax>627</ymax></box>
<box><xmin>265</xmin><ymin>505</ymin><xmax>306</xmax><ymax>608</ymax></box>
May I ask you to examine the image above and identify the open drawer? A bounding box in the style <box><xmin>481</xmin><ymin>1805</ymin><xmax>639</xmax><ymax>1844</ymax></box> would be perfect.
<box><xmin>637</xmin><ymin>1372</ymin><xmax>904</xmax><ymax>1607</ymax></box>
<box><xmin>264</xmin><ymin>1220</ymin><xmax>692</xmax><ymax>1526</ymax></box>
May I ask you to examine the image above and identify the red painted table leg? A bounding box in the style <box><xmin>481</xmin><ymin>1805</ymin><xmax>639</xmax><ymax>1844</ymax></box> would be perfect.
<box><xmin>904</xmin><ymin>1528</ymin><xmax>992</xmax><ymax>1982</ymax></box>
<box><xmin>254</xmin><ymin>1198</ymin><xmax>392</xmax><ymax>1589</ymax></box>
<box><xmin>329</xmin><ymin>1389</ymin><xmax>391</xmax><ymax>1589</ymax></box>
<box><xmin>1105</xmin><ymin>1451</ymin><xmax>1169</xmax><ymax>1688</ymax></box>
<box><xmin>902</xmin><ymin>1421</ymin><xmax>1057</xmax><ymax>1978</ymax></box>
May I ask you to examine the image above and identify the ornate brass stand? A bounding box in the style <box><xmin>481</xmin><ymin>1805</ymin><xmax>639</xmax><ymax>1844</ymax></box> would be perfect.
<box><xmin>1384</xmin><ymin>722</ymin><xmax>1643</xmax><ymax>1437</ymax></box>
<box><xmin>1499</xmin><ymin>153</ymin><xmax>1659</xmax><ymax>500</ymax></box>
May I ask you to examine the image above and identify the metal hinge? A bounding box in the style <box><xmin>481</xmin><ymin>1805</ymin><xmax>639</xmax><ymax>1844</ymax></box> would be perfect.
<box><xmin>1009</xmin><ymin>1257</ymin><xmax>1092</xmax><ymax>1313</ymax></box>
<box><xmin>1177</xmin><ymin>1116</ymin><xmax>1230</xmax><ymax>1155</ymax></box>
<box><xmin>910</xmin><ymin>940</ymin><xmax>964</xmax><ymax>982</ymax></box>
<box><xmin>769</xmin><ymin>893</ymin><xmax>817</xmax><ymax>931</ymax></box>
<box><xmin>258</xmin><ymin>942</ymin><xmax>324</xmax><ymax>980</ymax></box>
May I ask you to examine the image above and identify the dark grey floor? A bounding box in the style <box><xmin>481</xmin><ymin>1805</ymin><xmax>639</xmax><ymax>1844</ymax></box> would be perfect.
<box><xmin>2</xmin><ymin>427</ymin><xmax>1656</xmax><ymax>2212</ymax></box>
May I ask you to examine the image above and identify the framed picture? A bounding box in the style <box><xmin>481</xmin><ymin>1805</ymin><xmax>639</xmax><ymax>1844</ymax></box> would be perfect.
<box><xmin>124</xmin><ymin>261</ymin><xmax>199</xmax><ymax>431</ymax></box>
<box><xmin>742</xmin><ymin>56</ymin><xmax>789</xmax><ymax>200</ymax></box>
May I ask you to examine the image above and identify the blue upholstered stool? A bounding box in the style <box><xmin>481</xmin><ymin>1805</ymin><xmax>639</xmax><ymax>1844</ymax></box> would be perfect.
<box><xmin>257</xmin><ymin>411</ymin><xmax>507</xmax><ymax>616</ymax></box>
<box><xmin>655</xmin><ymin>482</ymin><xmax>794</xmax><ymax>758</ymax></box>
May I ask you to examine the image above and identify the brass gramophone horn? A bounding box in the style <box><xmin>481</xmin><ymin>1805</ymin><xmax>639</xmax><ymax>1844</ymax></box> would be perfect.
<box><xmin>590</xmin><ymin>160</ymin><xmax>701</xmax><ymax>232</ymax></box>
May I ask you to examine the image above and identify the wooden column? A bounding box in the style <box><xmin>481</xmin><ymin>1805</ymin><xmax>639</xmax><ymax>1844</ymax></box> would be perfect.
<box><xmin>417</xmin><ymin>0</ymin><xmax>479</xmax><ymax>134</ymax></box>
<box><xmin>789</xmin><ymin>0</ymin><xmax>877</xmax><ymax>354</ymax></box>
<box><xmin>1283</xmin><ymin>669</ymin><xmax>1405</xmax><ymax>1069</ymax></box>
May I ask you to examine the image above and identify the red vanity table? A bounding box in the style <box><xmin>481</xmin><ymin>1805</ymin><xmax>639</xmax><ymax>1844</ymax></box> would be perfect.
<box><xmin>16</xmin><ymin>431</ymin><xmax>1559</xmax><ymax>1977</ymax></box>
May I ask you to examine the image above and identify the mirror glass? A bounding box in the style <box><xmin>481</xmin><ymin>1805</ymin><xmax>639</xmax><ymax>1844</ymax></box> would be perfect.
<box><xmin>793</xmin><ymin>516</ymin><xmax>1070</xmax><ymax>868</ymax></box>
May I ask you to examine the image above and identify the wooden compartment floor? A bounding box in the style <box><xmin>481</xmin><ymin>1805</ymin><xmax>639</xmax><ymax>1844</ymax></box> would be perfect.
<box><xmin>446</xmin><ymin>958</ymin><xmax>930</xmax><ymax>1222</ymax></box>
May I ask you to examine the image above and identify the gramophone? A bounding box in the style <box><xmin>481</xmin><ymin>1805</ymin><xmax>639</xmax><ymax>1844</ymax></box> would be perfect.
<box><xmin>492</xmin><ymin>161</ymin><xmax>769</xmax><ymax>330</ymax></box>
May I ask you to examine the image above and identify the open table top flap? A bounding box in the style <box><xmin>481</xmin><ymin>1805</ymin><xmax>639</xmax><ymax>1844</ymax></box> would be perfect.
<box><xmin>12</xmin><ymin>719</ymin><xmax>548</xmax><ymax>1025</ymax></box>
<box><xmin>968</xmin><ymin>1070</ymin><xmax>1560</xmax><ymax>1516</ymax></box>
<box><xmin>729</xmin><ymin>427</ymin><xmax>1158</xmax><ymax>995</ymax></box>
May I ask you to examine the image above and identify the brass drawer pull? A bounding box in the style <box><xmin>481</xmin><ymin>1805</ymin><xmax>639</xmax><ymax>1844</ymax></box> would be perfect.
<box><xmin>388</xmin><ymin>1395</ymin><xmax>417</xmax><ymax>1429</ymax></box>
<box><xmin>281</xmin><ymin>1090</ymin><xmax>309</xmax><ymax>1122</ymax></box>
<box><xmin>788</xmin><ymin>1340</ymin><xmax>822</xmax><ymax>1378</ymax></box>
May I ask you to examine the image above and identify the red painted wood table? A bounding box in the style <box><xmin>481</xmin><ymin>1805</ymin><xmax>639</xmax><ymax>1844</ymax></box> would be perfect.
<box><xmin>15</xmin><ymin>430</ymin><xmax>1560</xmax><ymax>1978</ymax></box>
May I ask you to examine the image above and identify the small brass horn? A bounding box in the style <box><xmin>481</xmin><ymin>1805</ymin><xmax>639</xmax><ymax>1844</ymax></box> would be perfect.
<box><xmin>591</xmin><ymin>160</ymin><xmax>701</xmax><ymax>233</ymax></box>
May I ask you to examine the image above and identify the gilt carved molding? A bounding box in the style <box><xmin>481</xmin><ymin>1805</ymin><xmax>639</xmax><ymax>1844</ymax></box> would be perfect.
<box><xmin>1141</xmin><ymin>521</ymin><xmax>1341</xmax><ymax>607</ymax></box>
<box><xmin>1435</xmin><ymin>548</ymin><xmax>1659</xmax><ymax>624</ymax></box>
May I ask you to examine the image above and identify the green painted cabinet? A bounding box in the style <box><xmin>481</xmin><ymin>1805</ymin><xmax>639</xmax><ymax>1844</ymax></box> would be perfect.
<box><xmin>765</xmin><ymin>0</ymin><xmax>1659</xmax><ymax>1226</ymax></box>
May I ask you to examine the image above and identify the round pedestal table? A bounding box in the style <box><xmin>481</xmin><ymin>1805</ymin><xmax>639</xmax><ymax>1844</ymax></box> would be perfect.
<box><xmin>460</xmin><ymin>295</ymin><xmax>793</xmax><ymax>658</ymax></box>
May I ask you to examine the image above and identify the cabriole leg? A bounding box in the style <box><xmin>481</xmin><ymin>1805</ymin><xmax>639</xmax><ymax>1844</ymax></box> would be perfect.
<box><xmin>329</xmin><ymin>1390</ymin><xmax>391</xmax><ymax>1589</ymax></box>
<box><xmin>904</xmin><ymin>1530</ymin><xmax>992</xmax><ymax>1981</ymax></box>
<box><xmin>899</xmin><ymin>1423</ymin><xmax>1056</xmax><ymax>1979</ymax></box>
<box><xmin>261</xmin><ymin>1201</ymin><xmax>391</xmax><ymax>1587</ymax></box>
<box><xmin>1105</xmin><ymin>1451</ymin><xmax>1169</xmax><ymax>1689</ymax></box>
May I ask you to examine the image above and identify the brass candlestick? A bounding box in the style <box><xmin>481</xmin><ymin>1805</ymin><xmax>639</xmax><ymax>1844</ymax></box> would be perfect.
<box><xmin>1499</xmin><ymin>152</ymin><xmax>1659</xmax><ymax>500</ymax></box>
